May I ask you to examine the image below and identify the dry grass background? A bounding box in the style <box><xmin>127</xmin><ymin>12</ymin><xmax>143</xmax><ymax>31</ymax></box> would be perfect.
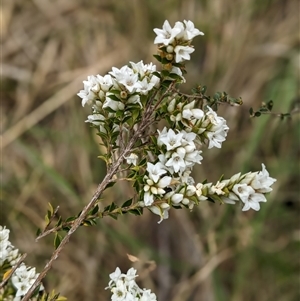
<box><xmin>1</xmin><ymin>0</ymin><xmax>299</xmax><ymax>300</ymax></box>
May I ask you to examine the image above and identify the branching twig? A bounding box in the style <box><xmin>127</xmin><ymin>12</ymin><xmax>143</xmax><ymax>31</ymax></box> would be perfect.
<box><xmin>21</xmin><ymin>99</ymin><xmax>159</xmax><ymax>301</ymax></box>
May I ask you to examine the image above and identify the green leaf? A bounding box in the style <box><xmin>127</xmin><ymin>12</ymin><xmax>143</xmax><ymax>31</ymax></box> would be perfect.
<box><xmin>109</xmin><ymin>202</ymin><xmax>118</xmax><ymax>212</ymax></box>
<box><xmin>90</xmin><ymin>204</ymin><xmax>99</xmax><ymax>215</ymax></box>
<box><xmin>161</xmin><ymin>70</ymin><xmax>170</xmax><ymax>77</ymax></box>
<box><xmin>65</xmin><ymin>216</ymin><xmax>76</xmax><ymax>222</ymax></box>
<box><xmin>153</xmin><ymin>54</ymin><xmax>162</xmax><ymax>62</ymax></box>
<box><xmin>36</xmin><ymin>228</ymin><xmax>41</xmax><ymax>237</ymax></box>
<box><xmin>56</xmin><ymin>216</ymin><xmax>62</xmax><ymax>227</ymax></box>
<box><xmin>161</xmin><ymin>57</ymin><xmax>171</xmax><ymax>64</ymax></box>
<box><xmin>48</xmin><ymin>202</ymin><xmax>54</xmax><ymax>215</ymax></box>
<box><xmin>54</xmin><ymin>233</ymin><xmax>62</xmax><ymax>249</ymax></box>
<box><xmin>201</xmin><ymin>85</ymin><xmax>207</xmax><ymax>93</ymax></box>
<box><xmin>98</xmin><ymin>155</ymin><xmax>108</xmax><ymax>164</ymax></box>
<box><xmin>122</xmin><ymin>199</ymin><xmax>133</xmax><ymax>208</ymax></box>
<box><xmin>138</xmin><ymin>157</ymin><xmax>147</xmax><ymax>167</ymax></box>
<box><xmin>255</xmin><ymin>111</ymin><xmax>261</xmax><ymax>117</ymax></box>
<box><xmin>267</xmin><ymin>100</ymin><xmax>274</xmax><ymax>111</ymax></box>
<box><xmin>108</xmin><ymin>213</ymin><xmax>118</xmax><ymax>220</ymax></box>
<box><xmin>129</xmin><ymin>208</ymin><xmax>143</xmax><ymax>216</ymax></box>
<box><xmin>152</xmin><ymin>71</ymin><xmax>161</xmax><ymax>78</ymax></box>
<box><xmin>107</xmin><ymin>94</ymin><xmax>121</xmax><ymax>102</ymax></box>
<box><xmin>104</xmin><ymin>181</ymin><xmax>116</xmax><ymax>190</ymax></box>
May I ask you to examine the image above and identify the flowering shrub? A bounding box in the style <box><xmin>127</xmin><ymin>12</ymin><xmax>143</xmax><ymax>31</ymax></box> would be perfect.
<box><xmin>6</xmin><ymin>20</ymin><xmax>277</xmax><ymax>301</ymax></box>
<box><xmin>77</xmin><ymin>19</ymin><xmax>276</xmax><ymax>224</ymax></box>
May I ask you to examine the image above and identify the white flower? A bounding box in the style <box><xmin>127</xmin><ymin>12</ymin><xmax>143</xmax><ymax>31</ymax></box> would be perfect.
<box><xmin>158</xmin><ymin>128</ymin><xmax>183</xmax><ymax>151</ymax></box>
<box><xmin>210</xmin><ymin>181</ymin><xmax>226</xmax><ymax>195</ymax></box>
<box><xmin>149</xmin><ymin>203</ymin><xmax>170</xmax><ymax>223</ymax></box>
<box><xmin>103</xmin><ymin>94</ymin><xmax>125</xmax><ymax>111</ymax></box>
<box><xmin>182</xmin><ymin>108</ymin><xmax>204</xmax><ymax>121</ymax></box>
<box><xmin>206</xmin><ymin>128</ymin><xmax>227</xmax><ymax>149</ymax></box>
<box><xmin>233</xmin><ymin>184</ymin><xmax>266</xmax><ymax>211</ymax></box>
<box><xmin>203</xmin><ymin>107</ymin><xmax>229</xmax><ymax>148</ymax></box>
<box><xmin>146</xmin><ymin>162</ymin><xmax>167</xmax><ymax>183</ymax></box>
<box><xmin>96</xmin><ymin>74</ymin><xmax>113</xmax><ymax>92</ymax></box>
<box><xmin>170</xmin><ymin>66</ymin><xmax>186</xmax><ymax>83</ymax></box>
<box><xmin>166</xmin><ymin>148</ymin><xmax>186</xmax><ymax>173</ymax></box>
<box><xmin>153</xmin><ymin>20</ymin><xmax>182</xmax><ymax>45</ymax></box>
<box><xmin>85</xmin><ymin>114</ymin><xmax>105</xmax><ymax>126</ymax></box>
<box><xmin>183</xmin><ymin>20</ymin><xmax>204</xmax><ymax>40</ymax></box>
<box><xmin>125</xmin><ymin>153</ymin><xmax>139</xmax><ymax>166</ymax></box>
<box><xmin>108</xmin><ymin>267</ymin><xmax>122</xmax><ymax>288</ymax></box>
<box><xmin>174</xmin><ymin>45</ymin><xmax>195</xmax><ymax>63</ymax></box>
<box><xmin>140</xmin><ymin>289</ymin><xmax>157</xmax><ymax>301</ymax></box>
<box><xmin>77</xmin><ymin>75</ymin><xmax>99</xmax><ymax>106</ymax></box>
<box><xmin>221</xmin><ymin>192</ymin><xmax>240</xmax><ymax>205</ymax></box>
<box><xmin>111</xmin><ymin>280</ymin><xmax>128</xmax><ymax>301</ymax></box>
<box><xmin>251</xmin><ymin>163</ymin><xmax>276</xmax><ymax>193</ymax></box>
<box><xmin>11</xmin><ymin>263</ymin><xmax>43</xmax><ymax>298</ymax></box>
<box><xmin>118</xmin><ymin>72</ymin><xmax>139</xmax><ymax>93</ymax></box>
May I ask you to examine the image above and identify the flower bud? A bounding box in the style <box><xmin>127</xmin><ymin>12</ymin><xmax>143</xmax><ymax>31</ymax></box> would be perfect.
<box><xmin>166</xmin><ymin>45</ymin><xmax>174</xmax><ymax>53</ymax></box>
<box><xmin>120</xmin><ymin>91</ymin><xmax>128</xmax><ymax>99</ymax></box>
<box><xmin>166</xmin><ymin>53</ymin><xmax>174</xmax><ymax>61</ymax></box>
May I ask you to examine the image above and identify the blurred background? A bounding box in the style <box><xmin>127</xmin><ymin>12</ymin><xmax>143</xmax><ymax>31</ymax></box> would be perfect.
<box><xmin>1</xmin><ymin>0</ymin><xmax>299</xmax><ymax>300</ymax></box>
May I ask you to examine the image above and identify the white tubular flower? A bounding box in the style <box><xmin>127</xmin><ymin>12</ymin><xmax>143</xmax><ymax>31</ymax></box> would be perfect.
<box><xmin>0</xmin><ymin>226</ymin><xmax>20</xmax><ymax>266</ymax></box>
<box><xmin>203</xmin><ymin>107</ymin><xmax>229</xmax><ymax>149</ymax></box>
<box><xmin>11</xmin><ymin>263</ymin><xmax>43</xmax><ymax>298</ymax></box>
<box><xmin>140</xmin><ymin>289</ymin><xmax>157</xmax><ymax>301</ymax></box>
<box><xmin>174</xmin><ymin>45</ymin><xmax>195</xmax><ymax>63</ymax></box>
<box><xmin>85</xmin><ymin>114</ymin><xmax>105</xmax><ymax>126</ymax></box>
<box><xmin>221</xmin><ymin>192</ymin><xmax>240</xmax><ymax>204</ymax></box>
<box><xmin>143</xmin><ymin>162</ymin><xmax>171</xmax><ymax>206</ymax></box>
<box><xmin>165</xmin><ymin>148</ymin><xmax>187</xmax><ymax>173</ymax></box>
<box><xmin>107</xmin><ymin>267</ymin><xmax>157</xmax><ymax>300</ymax></box>
<box><xmin>210</xmin><ymin>181</ymin><xmax>226</xmax><ymax>195</ymax></box>
<box><xmin>183</xmin><ymin>20</ymin><xmax>204</xmax><ymax>40</ymax></box>
<box><xmin>146</xmin><ymin>162</ymin><xmax>167</xmax><ymax>183</ymax></box>
<box><xmin>149</xmin><ymin>203</ymin><xmax>170</xmax><ymax>223</ymax></box>
<box><xmin>153</xmin><ymin>20</ymin><xmax>182</xmax><ymax>45</ymax></box>
<box><xmin>170</xmin><ymin>66</ymin><xmax>186</xmax><ymax>82</ymax></box>
<box><xmin>233</xmin><ymin>184</ymin><xmax>266</xmax><ymax>211</ymax></box>
<box><xmin>110</xmin><ymin>65</ymin><xmax>133</xmax><ymax>81</ymax></box>
<box><xmin>182</xmin><ymin>107</ymin><xmax>204</xmax><ymax>121</ymax></box>
<box><xmin>251</xmin><ymin>163</ymin><xmax>277</xmax><ymax>193</ymax></box>
<box><xmin>77</xmin><ymin>75</ymin><xmax>100</xmax><ymax>107</ymax></box>
<box><xmin>108</xmin><ymin>267</ymin><xmax>122</xmax><ymax>288</ymax></box>
<box><xmin>206</xmin><ymin>128</ymin><xmax>227</xmax><ymax>149</ymax></box>
<box><xmin>0</xmin><ymin>225</ymin><xmax>10</xmax><ymax>241</ymax></box>
<box><xmin>135</xmin><ymin>78</ymin><xmax>155</xmax><ymax>95</ymax></box>
<box><xmin>96</xmin><ymin>74</ymin><xmax>113</xmax><ymax>92</ymax></box>
<box><xmin>118</xmin><ymin>72</ymin><xmax>139</xmax><ymax>93</ymax></box>
<box><xmin>111</xmin><ymin>280</ymin><xmax>129</xmax><ymax>301</ymax></box>
<box><xmin>125</xmin><ymin>153</ymin><xmax>139</xmax><ymax>166</ymax></box>
<box><xmin>103</xmin><ymin>94</ymin><xmax>125</xmax><ymax>111</ymax></box>
<box><xmin>158</xmin><ymin>128</ymin><xmax>184</xmax><ymax>151</ymax></box>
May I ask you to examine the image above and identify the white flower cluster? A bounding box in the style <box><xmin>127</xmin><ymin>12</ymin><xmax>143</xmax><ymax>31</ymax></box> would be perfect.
<box><xmin>11</xmin><ymin>264</ymin><xmax>43</xmax><ymax>301</ymax></box>
<box><xmin>106</xmin><ymin>267</ymin><xmax>157</xmax><ymax>301</ymax></box>
<box><xmin>167</xmin><ymin>99</ymin><xmax>229</xmax><ymax>149</ymax></box>
<box><xmin>79</xmin><ymin>20</ymin><xmax>277</xmax><ymax>223</ymax></box>
<box><xmin>223</xmin><ymin>163</ymin><xmax>277</xmax><ymax>211</ymax></box>
<box><xmin>141</xmin><ymin>158</ymin><xmax>276</xmax><ymax>222</ymax></box>
<box><xmin>0</xmin><ymin>226</ymin><xmax>44</xmax><ymax>301</ymax></box>
<box><xmin>154</xmin><ymin>20</ymin><xmax>204</xmax><ymax>63</ymax></box>
<box><xmin>0</xmin><ymin>226</ymin><xmax>20</xmax><ymax>266</ymax></box>
<box><xmin>78</xmin><ymin>61</ymin><xmax>160</xmax><ymax>111</ymax></box>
